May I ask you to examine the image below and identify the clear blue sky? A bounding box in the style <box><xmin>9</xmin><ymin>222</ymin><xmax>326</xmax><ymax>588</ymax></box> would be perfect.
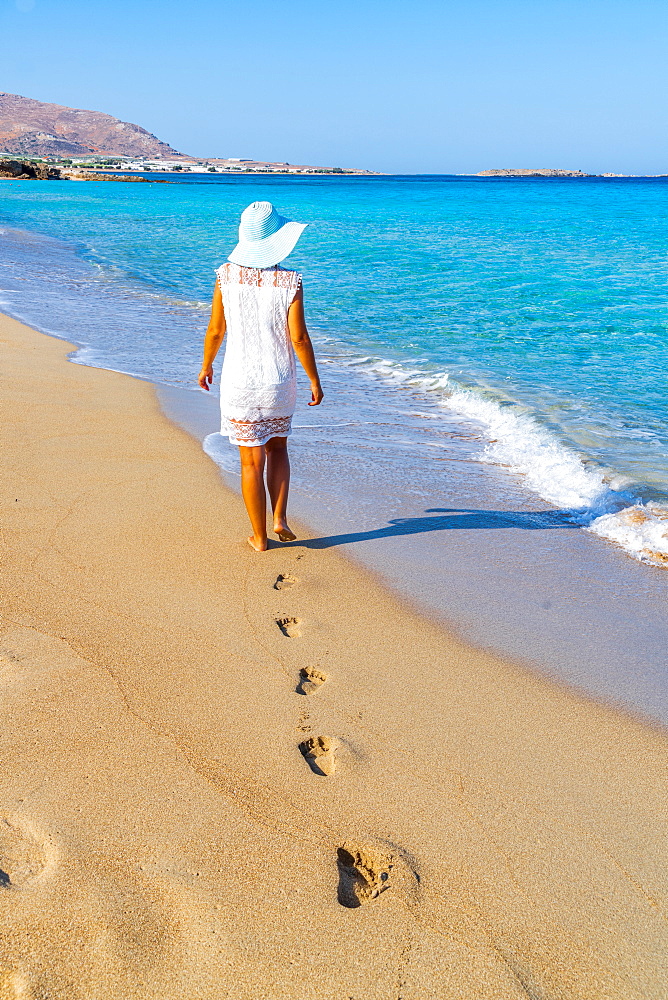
<box><xmin>1</xmin><ymin>0</ymin><xmax>667</xmax><ymax>173</ymax></box>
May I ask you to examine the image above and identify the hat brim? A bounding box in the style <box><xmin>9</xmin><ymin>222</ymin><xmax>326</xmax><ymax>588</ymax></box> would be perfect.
<box><xmin>228</xmin><ymin>219</ymin><xmax>307</xmax><ymax>268</ymax></box>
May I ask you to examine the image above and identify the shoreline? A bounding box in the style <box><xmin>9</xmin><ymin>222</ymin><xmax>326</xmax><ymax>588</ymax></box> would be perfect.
<box><xmin>1</xmin><ymin>313</ymin><xmax>667</xmax><ymax>995</ymax></box>
<box><xmin>159</xmin><ymin>380</ymin><xmax>668</xmax><ymax>731</ymax></box>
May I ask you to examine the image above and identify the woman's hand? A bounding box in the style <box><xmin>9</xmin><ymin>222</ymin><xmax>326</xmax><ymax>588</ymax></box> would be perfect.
<box><xmin>309</xmin><ymin>381</ymin><xmax>324</xmax><ymax>406</ymax></box>
<box><xmin>198</xmin><ymin>365</ymin><xmax>213</xmax><ymax>390</ymax></box>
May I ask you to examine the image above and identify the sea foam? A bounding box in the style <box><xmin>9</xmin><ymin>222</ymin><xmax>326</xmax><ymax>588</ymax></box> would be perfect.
<box><xmin>588</xmin><ymin>504</ymin><xmax>668</xmax><ymax>569</ymax></box>
<box><xmin>345</xmin><ymin>353</ymin><xmax>668</xmax><ymax>569</ymax></box>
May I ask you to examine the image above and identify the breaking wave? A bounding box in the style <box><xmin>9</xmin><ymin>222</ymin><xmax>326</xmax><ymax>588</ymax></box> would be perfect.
<box><xmin>341</xmin><ymin>352</ymin><xmax>668</xmax><ymax>569</ymax></box>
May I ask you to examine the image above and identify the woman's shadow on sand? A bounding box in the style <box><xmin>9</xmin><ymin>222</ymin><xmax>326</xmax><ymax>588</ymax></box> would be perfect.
<box><xmin>284</xmin><ymin>507</ymin><xmax>580</xmax><ymax>550</ymax></box>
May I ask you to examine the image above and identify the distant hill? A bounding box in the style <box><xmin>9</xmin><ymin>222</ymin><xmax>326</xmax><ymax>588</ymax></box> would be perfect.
<box><xmin>0</xmin><ymin>92</ymin><xmax>184</xmax><ymax>158</ymax></box>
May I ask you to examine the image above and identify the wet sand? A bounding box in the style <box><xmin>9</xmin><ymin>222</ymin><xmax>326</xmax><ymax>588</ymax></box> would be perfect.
<box><xmin>160</xmin><ymin>381</ymin><xmax>668</xmax><ymax>728</ymax></box>
<box><xmin>1</xmin><ymin>313</ymin><xmax>667</xmax><ymax>998</ymax></box>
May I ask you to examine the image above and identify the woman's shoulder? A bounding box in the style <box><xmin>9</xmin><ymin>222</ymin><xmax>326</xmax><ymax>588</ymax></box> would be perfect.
<box><xmin>274</xmin><ymin>265</ymin><xmax>303</xmax><ymax>288</ymax></box>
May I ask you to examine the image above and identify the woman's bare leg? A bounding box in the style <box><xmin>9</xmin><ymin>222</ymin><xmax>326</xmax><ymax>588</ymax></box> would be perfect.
<box><xmin>239</xmin><ymin>444</ymin><xmax>268</xmax><ymax>551</ymax></box>
<box><xmin>265</xmin><ymin>436</ymin><xmax>296</xmax><ymax>540</ymax></box>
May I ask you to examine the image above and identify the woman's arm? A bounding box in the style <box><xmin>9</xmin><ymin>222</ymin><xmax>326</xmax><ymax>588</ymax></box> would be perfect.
<box><xmin>288</xmin><ymin>285</ymin><xmax>323</xmax><ymax>406</ymax></box>
<box><xmin>198</xmin><ymin>282</ymin><xmax>226</xmax><ymax>390</ymax></box>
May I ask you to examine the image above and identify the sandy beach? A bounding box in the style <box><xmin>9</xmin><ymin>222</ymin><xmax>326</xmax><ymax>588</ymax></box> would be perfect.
<box><xmin>1</xmin><ymin>312</ymin><xmax>667</xmax><ymax>998</ymax></box>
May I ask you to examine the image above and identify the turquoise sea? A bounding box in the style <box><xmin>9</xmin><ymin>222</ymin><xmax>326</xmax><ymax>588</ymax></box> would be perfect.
<box><xmin>1</xmin><ymin>172</ymin><xmax>668</xmax><ymax>569</ymax></box>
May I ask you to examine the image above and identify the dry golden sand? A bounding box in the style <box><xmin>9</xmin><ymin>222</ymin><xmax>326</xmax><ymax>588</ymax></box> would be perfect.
<box><xmin>0</xmin><ymin>313</ymin><xmax>667</xmax><ymax>998</ymax></box>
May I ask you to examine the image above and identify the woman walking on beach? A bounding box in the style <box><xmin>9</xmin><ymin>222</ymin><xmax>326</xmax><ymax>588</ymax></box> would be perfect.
<box><xmin>198</xmin><ymin>201</ymin><xmax>323</xmax><ymax>551</ymax></box>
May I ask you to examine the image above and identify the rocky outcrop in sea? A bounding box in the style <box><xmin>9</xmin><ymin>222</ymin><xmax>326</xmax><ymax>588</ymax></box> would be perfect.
<box><xmin>477</xmin><ymin>168</ymin><xmax>594</xmax><ymax>177</ymax></box>
<box><xmin>0</xmin><ymin>159</ymin><xmax>60</xmax><ymax>179</ymax></box>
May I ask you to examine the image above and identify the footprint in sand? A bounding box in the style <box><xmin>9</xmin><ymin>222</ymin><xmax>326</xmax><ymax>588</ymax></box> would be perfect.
<box><xmin>276</xmin><ymin>617</ymin><xmax>302</xmax><ymax>637</ymax></box>
<box><xmin>0</xmin><ymin>815</ymin><xmax>57</xmax><ymax>889</ymax></box>
<box><xmin>299</xmin><ymin>736</ymin><xmax>337</xmax><ymax>776</ymax></box>
<box><xmin>296</xmin><ymin>666</ymin><xmax>328</xmax><ymax>695</ymax></box>
<box><xmin>295</xmin><ymin>710</ymin><xmax>311</xmax><ymax>734</ymax></box>
<box><xmin>336</xmin><ymin>846</ymin><xmax>395</xmax><ymax>908</ymax></box>
<box><xmin>274</xmin><ymin>573</ymin><xmax>298</xmax><ymax>591</ymax></box>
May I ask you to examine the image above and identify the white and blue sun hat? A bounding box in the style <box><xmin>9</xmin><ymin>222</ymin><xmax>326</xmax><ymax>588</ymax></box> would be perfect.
<box><xmin>228</xmin><ymin>201</ymin><xmax>307</xmax><ymax>268</ymax></box>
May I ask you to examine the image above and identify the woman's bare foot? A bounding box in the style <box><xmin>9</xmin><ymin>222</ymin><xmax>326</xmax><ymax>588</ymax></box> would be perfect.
<box><xmin>247</xmin><ymin>535</ymin><xmax>268</xmax><ymax>552</ymax></box>
<box><xmin>274</xmin><ymin>521</ymin><xmax>296</xmax><ymax>542</ymax></box>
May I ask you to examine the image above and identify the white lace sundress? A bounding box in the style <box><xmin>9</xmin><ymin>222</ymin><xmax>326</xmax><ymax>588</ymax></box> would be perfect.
<box><xmin>216</xmin><ymin>262</ymin><xmax>302</xmax><ymax>447</ymax></box>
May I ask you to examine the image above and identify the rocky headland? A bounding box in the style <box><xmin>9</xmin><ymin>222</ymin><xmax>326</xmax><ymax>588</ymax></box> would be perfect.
<box><xmin>0</xmin><ymin>92</ymin><xmax>376</xmax><ymax>174</ymax></box>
